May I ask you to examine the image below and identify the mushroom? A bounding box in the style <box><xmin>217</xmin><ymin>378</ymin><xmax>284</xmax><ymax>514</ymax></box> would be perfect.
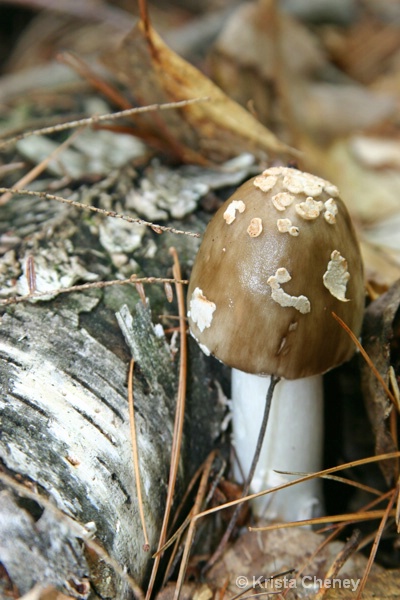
<box><xmin>187</xmin><ymin>166</ymin><xmax>364</xmax><ymax>522</ymax></box>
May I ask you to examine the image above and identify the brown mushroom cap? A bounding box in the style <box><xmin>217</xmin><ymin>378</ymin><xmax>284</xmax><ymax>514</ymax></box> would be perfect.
<box><xmin>187</xmin><ymin>167</ymin><xmax>364</xmax><ymax>379</ymax></box>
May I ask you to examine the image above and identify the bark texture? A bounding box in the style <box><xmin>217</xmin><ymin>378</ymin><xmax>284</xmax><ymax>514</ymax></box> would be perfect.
<box><xmin>0</xmin><ymin>186</ymin><xmax>224</xmax><ymax>597</ymax></box>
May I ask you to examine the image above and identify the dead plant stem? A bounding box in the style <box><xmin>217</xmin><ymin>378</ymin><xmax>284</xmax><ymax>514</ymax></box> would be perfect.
<box><xmin>145</xmin><ymin>247</ymin><xmax>187</xmax><ymax>600</ymax></box>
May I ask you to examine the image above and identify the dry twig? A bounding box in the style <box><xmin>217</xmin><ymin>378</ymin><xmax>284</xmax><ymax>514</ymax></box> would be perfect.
<box><xmin>0</xmin><ymin>187</ymin><xmax>200</xmax><ymax>238</ymax></box>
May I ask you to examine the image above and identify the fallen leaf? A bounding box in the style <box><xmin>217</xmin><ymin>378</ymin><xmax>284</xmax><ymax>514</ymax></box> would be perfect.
<box><xmin>206</xmin><ymin>527</ymin><xmax>383</xmax><ymax>599</ymax></box>
<box><xmin>102</xmin><ymin>20</ymin><xmax>296</xmax><ymax>165</ymax></box>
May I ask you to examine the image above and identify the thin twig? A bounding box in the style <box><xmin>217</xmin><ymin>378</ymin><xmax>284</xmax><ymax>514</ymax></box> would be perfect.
<box><xmin>128</xmin><ymin>358</ymin><xmax>150</xmax><ymax>551</ymax></box>
<box><xmin>0</xmin><ymin>187</ymin><xmax>200</xmax><ymax>238</ymax></box>
<box><xmin>0</xmin><ymin>98</ymin><xmax>210</xmax><ymax>149</ymax></box>
<box><xmin>203</xmin><ymin>375</ymin><xmax>281</xmax><ymax>572</ymax></box>
<box><xmin>0</xmin><ymin>276</ymin><xmax>188</xmax><ymax>307</ymax></box>
<box><xmin>0</xmin><ymin>128</ymin><xmax>84</xmax><ymax>205</ymax></box>
<box><xmin>145</xmin><ymin>247</ymin><xmax>188</xmax><ymax>600</ymax></box>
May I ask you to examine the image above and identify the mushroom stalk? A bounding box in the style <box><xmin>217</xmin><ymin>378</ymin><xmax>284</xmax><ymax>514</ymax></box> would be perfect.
<box><xmin>232</xmin><ymin>369</ymin><xmax>324</xmax><ymax>521</ymax></box>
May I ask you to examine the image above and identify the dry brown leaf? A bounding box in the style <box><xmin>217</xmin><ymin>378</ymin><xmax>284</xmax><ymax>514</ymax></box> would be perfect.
<box><xmin>325</xmin><ymin>569</ymin><xmax>400</xmax><ymax>599</ymax></box>
<box><xmin>206</xmin><ymin>528</ymin><xmax>383</xmax><ymax>599</ymax></box>
<box><xmin>156</xmin><ymin>582</ymin><xmax>213</xmax><ymax>600</ymax></box>
<box><xmin>361</xmin><ymin>279</ymin><xmax>400</xmax><ymax>484</ymax></box>
<box><xmin>209</xmin><ymin>0</ymin><xmax>326</xmax><ymax>125</ymax></box>
<box><xmin>300</xmin><ymin>134</ymin><xmax>400</xmax><ymax>288</ymax></box>
<box><xmin>102</xmin><ymin>20</ymin><xmax>296</xmax><ymax>165</ymax></box>
<box><xmin>322</xmin><ymin>17</ymin><xmax>400</xmax><ymax>85</ymax></box>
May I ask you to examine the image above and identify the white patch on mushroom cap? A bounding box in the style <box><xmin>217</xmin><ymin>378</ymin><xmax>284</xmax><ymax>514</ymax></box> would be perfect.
<box><xmin>295</xmin><ymin>197</ymin><xmax>323</xmax><ymax>220</ymax></box>
<box><xmin>282</xmin><ymin>171</ymin><xmax>325</xmax><ymax>197</ymax></box>
<box><xmin>323</xmin><ymin>251</ymin><xmax>351</xmax><ymax>302</ymax></box>
<box><xmin>261</xmin><ymin>167</ymin><xmax>285</xmax><ymax>176</ymax></box>
<box><xmin>188</xmin><ymin>287</ymin><xmax>216</xmax><ymax>331</ymax></box>
<box><xmin>271</xmin><ymin>192</ymin><xmax>295</xmax><ymax>211</ymax></box>
<box><xmin>277</xmin><ymin>218</ymin><xmax>299</xmax><ymax>236</ymax></box>
<box><xmin>267</xmin><ymin>268</ymin><xmax>311</xmax><ymax>314</ymax></box>
<box><xmin>199</xmin><ymin>343</ymin><xmax>211</xmax><ymax>356</ymax></box>
<box><xmin>223</xmin><ymin>200</ymin><xmax>246</xmax><ymax>224</ymax></box>
<box><xmin>324</xmin><ymin>198</ymin><xmax>338</xmax><ymax>224</ymax></box>
<box><xmin>324</xmin><ymin>183</ymin><xmax>339</xmax><ymax>197</ymax></box>
<box><xmin>247</xmin><ymin>217</ymin><xmax>263</xmax><ymax>237</ymax></box>
<box><xmin>253</xmin><ymin>174</ymin><xmax>277</xmax><ymax>192</ymax></box>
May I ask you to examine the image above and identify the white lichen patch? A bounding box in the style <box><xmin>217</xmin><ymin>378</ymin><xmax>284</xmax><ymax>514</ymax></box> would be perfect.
<box><xmin>223</xmin><ymin>200</ymin><xmax>246</xmax><ymax>224</ymax></box>
<box><xmin>247</xmin><ymin>217</ymin><xmax>263</xmax><ymax>237</ymax></box>
<box><xmin>277</xmin><ymin>218</ymin><xmax>299</xmax><ymax>236</ymax></box>
<box><xmin>323</xmin><ymin>251</ymin><xmax>350</xmax><ymax>301</ymax></box>
<box><xmin>188</xmin><ymin>287</ymin><xmax>216</xmax><ymax>332</ymax></box>
<box><xmin>267</xmin><ymin>268</ymin><xmax>311</xmax><ymax>314</ymax></box>
<box><xmin>253</xmin><ymin>174</ymin><xmax>277</xmax><ymax>193</ymax></box>
<box><xmin>271</xmin><ymin>192</ymin><xmax>295</xmax><ymax>211</ymax></box>
<box><xmin>295</xmin><ymin>197</ymin><xmax>323</xmax><ymax>220</ymax></box>
<box><xmin>324</xmin><ymin>199</ymin><xmax>338</xmax><ymax>224</ymax></box>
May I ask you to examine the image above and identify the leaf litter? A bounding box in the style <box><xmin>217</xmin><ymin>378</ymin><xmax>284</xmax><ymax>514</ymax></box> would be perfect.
<box><xmin>1</xmin><ymin>0</ymin><xmax>400</xmax><ymax>598</ymax></box>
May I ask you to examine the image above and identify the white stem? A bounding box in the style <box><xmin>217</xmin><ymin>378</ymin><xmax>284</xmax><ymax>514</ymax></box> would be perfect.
<box><xmin>232</xmin><ymin>369</ymin><xmax>324</xmax><ymax>522</ymax></box>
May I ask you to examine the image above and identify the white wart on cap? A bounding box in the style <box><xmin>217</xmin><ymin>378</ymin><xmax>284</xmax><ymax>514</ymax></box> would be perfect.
<box><xmin>187</xmin><ymin>167</ymin><xmax>364</xmax><ymax>379</ymax></box>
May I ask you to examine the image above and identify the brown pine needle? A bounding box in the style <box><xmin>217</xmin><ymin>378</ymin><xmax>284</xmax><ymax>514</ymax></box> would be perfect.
<box><xmin>128</xmin><ymin>359</ymin><xmax>150</xmax><ymax>551</ymax></box>
<box><xmin>145</xmin><ymin>247</ymin><xmax>188</xmax><ymax>600</ymax></box>
<box><xmin>282</xmin><ymin>490</ymin><xmax>392</xmax><ymax>598</ymax></box>
<box><xmin>192</xmin><ymin>452</ymin><xmax>400</xmax><ymax>523</ymax></box>
<box><xmin>332</xmin><ymin>311</ymin><xmax>397</xmax><ymax>408</ymax></box>
<box><xmin>0</xmin><ymin>128</ymin><xmax>84</xmax><ymax>205</ymax></box>
<box><xmin>0</xmin><ymin>276</ymin><xmax>188</xmax><ymax>307</ymax></box>
<box><xmin>356</xmin><ymin>481</ymin><xmax>400</xmax><ymax>599</ymax></box>
<box><xmin>315</xmin><ymin>529</ymin><xmax>361</xmax><ymax>600</ymax></box>
<box><xmin>315</xmin><ymin>488</ymin><xmax>395</xmax><ymax>536</ymax></box>
<box><xmin>173</xmin><ymin>451</ymin><xmax>217</xmax><ymax>600</ymax></box>
<box><xmin>281</xmin><ymin>489</ymin><xmax>396</xmax><ymax>599</ymax></box>
<box><xmin>160</xmin><ymin>452</ymin><xmax>222</xmax><ymax>557</ymax></box>
<box><xmin>58</xmin><ymin>51</ymin><xmax>133</xmax><ymax>112</ymax></box>
<box><xmin>275</xmin><ymin>470</ymin><xmax>382</xmax><ymax>497</ymax></box>
<box><xmin>389</xmin><ymin>366</ymin><xmax>400</xmax><ymax>412</ymax></box>
<box><xmin>249</xmin><ymin>509</ymin><xmax>396</xmax><ymax>532</ymax></box>
<box><xmin>396</xmin><ymin>483</ymin><xmax>400</xmax><ymax>532</ymax></box>
<box><xmin>0</xmin><ymin>98</ymin><xmax>210</xmax><ymax>150</ymax></box>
